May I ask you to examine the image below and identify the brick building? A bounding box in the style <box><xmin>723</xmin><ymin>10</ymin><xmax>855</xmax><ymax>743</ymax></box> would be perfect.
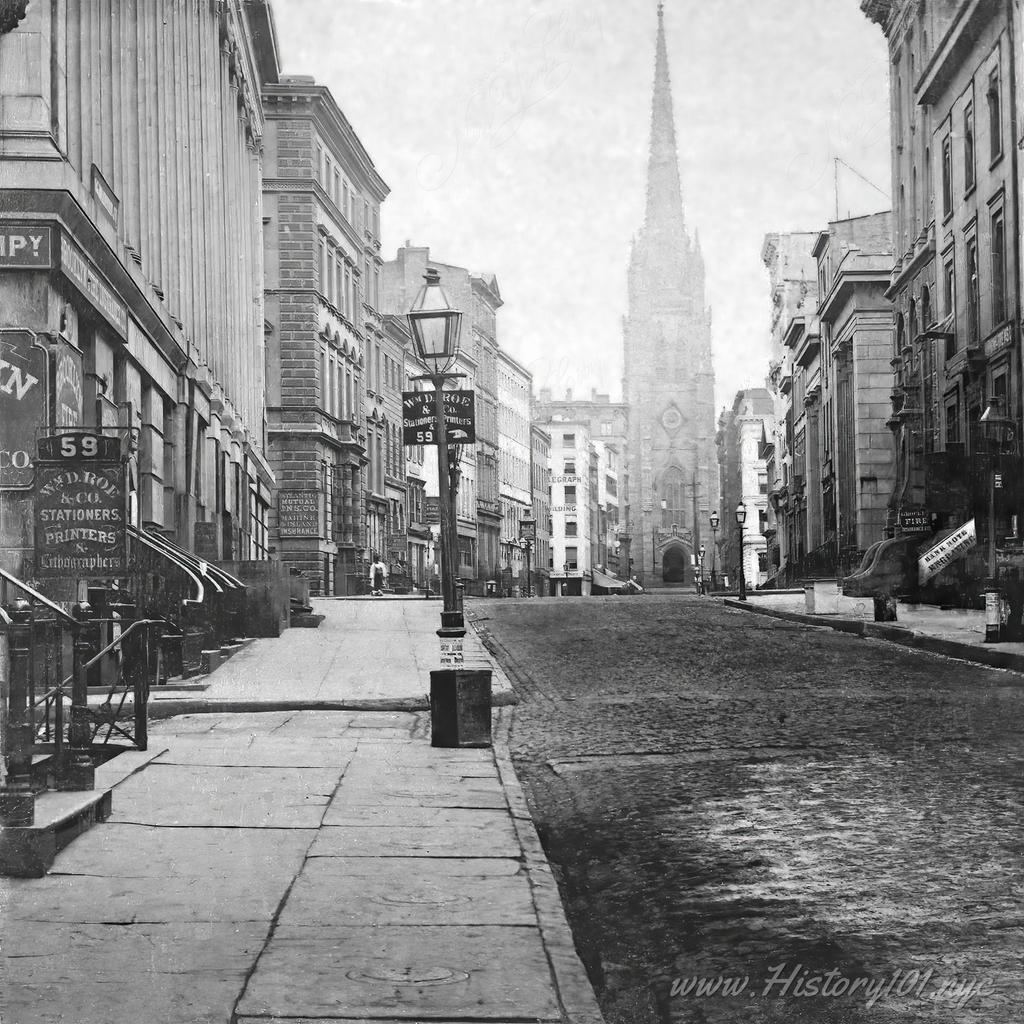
<box><xmin>0</xmin><ymin>1</ymin><xmax>278</xmax><ymax>588</ymax></box>
<box><xmin>262</xmin><ymin>74</ymin><xmax>388</xmax><ymax>595</ymax></box>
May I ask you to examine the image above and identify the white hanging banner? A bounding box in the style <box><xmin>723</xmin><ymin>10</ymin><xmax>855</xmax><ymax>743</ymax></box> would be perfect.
<box><xmin>918</xmin><ymin>519</ymin><xmax>977</xmax><ymax>583</ymax></box>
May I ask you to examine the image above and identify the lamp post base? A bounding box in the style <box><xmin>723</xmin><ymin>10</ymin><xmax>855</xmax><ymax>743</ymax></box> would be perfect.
<box><xmin>984</xmin><ymin>578</ymin><xmax>1002</xmax><ymax>643</ymax></box>
<box><xmin>438</xmin><ymin>611</ymin><xmax>465</xmax><ymax>637</ymax></box>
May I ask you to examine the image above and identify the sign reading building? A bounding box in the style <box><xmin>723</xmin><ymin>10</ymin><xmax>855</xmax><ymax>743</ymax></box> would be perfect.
<box><xmin>0</xmin><ymin>330</ymin><xmax>49</xmax><ymax>488</ymax></box>
<box><xmin>278</xmin><ymin>490</ymin><xmax>320</xmax><ymax>537</ymax></box>
<box><xmin>402</xmin><ymin>389</ymin><xmax>476</xmax><ymax>445</ymax></box>
<box><xmin>35</xmin><ymin>433</ymin><xmax>127</xmax><ymax>577</ymax></box>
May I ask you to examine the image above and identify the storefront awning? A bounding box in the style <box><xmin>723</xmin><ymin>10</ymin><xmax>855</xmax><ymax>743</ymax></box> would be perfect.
<box><xmin>592</xmin><ymin>568</ymin><xmax>627</xmax><ymax>590</ymax></box>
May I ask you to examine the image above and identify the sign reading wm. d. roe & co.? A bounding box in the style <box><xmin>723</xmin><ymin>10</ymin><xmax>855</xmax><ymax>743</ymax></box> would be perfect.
<box><xmin>278</xmin><ymin>490</ymin><xmax>320</xmax><ymax>537</ymax></box>
<box><xmin>35</xmin><ymin>462</ymin><xmax>127</xmax><ymax>577</ymax></box>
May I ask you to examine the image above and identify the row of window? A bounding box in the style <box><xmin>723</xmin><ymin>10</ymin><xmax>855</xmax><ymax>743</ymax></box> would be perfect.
<box><xmin>314</xmin><ymin>140</ymin><xmax>380</xmax><ymax>239</ymax></box>
<box><xmin>939</xmin><ymin>68</ymin><xmax>1002</xmax><ymax>220</ymax></box>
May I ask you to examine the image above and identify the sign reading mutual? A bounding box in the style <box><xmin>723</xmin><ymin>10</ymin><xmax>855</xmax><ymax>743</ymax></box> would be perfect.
<box><xmin>918</xmin><ymin>518</ymin><xmax>976</xmax><ymax>584</ymax></box>
<box><xmin>402</xmin><ymin>390</ymin><xmax>476</xmax><ymax>445</ymax></box>
<box><xmin>0</xmin><ymin>330</ymin><xmax>49</xmax><ymax>488</ymax></box>
<box><xmin>35</xmin><ymin>432</ymin><xmax>127</xmax><ymax>577</ymax></box>
<box><xmin>278</xmin><ymin>490</ymin><xmax>320</xmax><ymax>537</ymax></box>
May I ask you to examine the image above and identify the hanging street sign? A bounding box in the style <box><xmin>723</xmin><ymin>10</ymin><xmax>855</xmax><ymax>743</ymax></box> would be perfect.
<box><xmin>402</xmin><ymin>389</ymin><xmax>476</xmax><ymax>445</ymax></box>
<box><xmin>34</xmin><ymin>431</ymin><xmax>127</xmax><ymax>577</ymax></box>
<box><xmin>0</xmin><ymin>330</ymin><xmax>49</xmax><ymax>489</ymax></box>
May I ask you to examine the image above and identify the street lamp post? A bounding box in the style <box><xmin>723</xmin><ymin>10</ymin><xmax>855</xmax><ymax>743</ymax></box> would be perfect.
<box><xmin>709</xmin><ymin>510</ymin><xmax>720</xmax><ymax>591</ymax></box>
<box><xmin>520</xmin><ymin>515</ymin><xmax>536</xmax><ymax>598</ymax></box>
<box><xmin>407</xmin><ymin>268</ymin><xmax>464</xmax><ymax>637</ymax></box>
<box><xmin>699</xmin><ymin>542</ymin><xmax>706</xmax><ymax>595</ymax></box>
<box><xmin>980</xmin><ymin>396</ymin><xmax>1011</xmax><ymax>642</ymax></box>
<box><xmin>735</xmin><ymin>502</ymin><xmax>747</xmax><ymax>601</ymax></box>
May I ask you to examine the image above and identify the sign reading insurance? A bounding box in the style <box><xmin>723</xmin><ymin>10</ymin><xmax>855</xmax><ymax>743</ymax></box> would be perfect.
<box><xmin>0</xmin><ymin>330</ymin><xmax>48</xmax><ymax>488</ymax></box>
<box><xmin>35</xmin><ymin>432</ymin><xmax>127</xmax><ymax>577</ymax></box>
<box><xmin>402</xmin><ymin>389</ymin><xmax>476</xmax><ymax>445</ymax></box>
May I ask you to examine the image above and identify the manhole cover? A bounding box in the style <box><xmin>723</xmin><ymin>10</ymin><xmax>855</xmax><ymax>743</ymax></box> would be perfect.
<box><xmin>346</xmin><ymin>966</ymin><xmax>470</xmax><ymax>986</ymax></box>
<box><xmin>373</xmin><ymin>892</ymin><xmax>469</xmax><ymax>907</ymax></box>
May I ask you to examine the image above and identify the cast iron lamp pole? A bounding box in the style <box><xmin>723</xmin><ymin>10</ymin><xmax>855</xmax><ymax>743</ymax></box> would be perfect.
<box><xmin>980</xmin><ymin>396</ymin><xmax>1009</xmax><ymax>643</ymax></box>
<box><xmin>735</xmin><ymin>501</ymin><xmax>747</xmax><ymax>601</ymax></box>
<box><xmin>699</xmin><ymin>542</ymin><xmax>706</xmax><ymax>595</ymax></box>
<box><xmin>520</xmin><ymin>515</ymin><xmax>536</xmax><ymax>598</ymax></box>
<box><xmin>407</xmin><ymin>268</ymin><xmax>464</xmax><ymax>637</ymax></box>
<box><xmin>709</xmin><ymin>509</ymin><xmax>720</xmax><ymax>591</ymax></box>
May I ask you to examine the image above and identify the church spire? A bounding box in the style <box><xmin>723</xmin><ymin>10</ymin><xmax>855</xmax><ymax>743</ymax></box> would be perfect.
<box><xmin>644</xmin><ymin>2</ymin><xmax>685</xmax><ymax>235</ymax></box>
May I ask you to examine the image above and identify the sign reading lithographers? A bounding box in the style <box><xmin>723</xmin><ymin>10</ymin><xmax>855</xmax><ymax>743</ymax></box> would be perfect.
<box><xmin>402</xmin><ymin>389</ymin><xmax>476</xmax><ymax>445</ymax></box>
<box><xmin>0</xmin><ymin>224</ymin><xmax>52</xmax><ymax>268</ymax></box>
<box><xmin>278</xmin><ymin>490</ymin><xmax>320</xmax><ymax>537</ymax></box>
<box><xmin>0</xmin><ymin>330</ymin><xmax>49</xmax><ymax>489</ymax></box>
<box><xmin>918</xmin><ymin>518</ymin><xmax>976</xmax><ymax>584</ymax></box>
<box><xmin>35</xmin><ymin>457</ymin><xmax>127</xmax><ymax>577</ymax></box>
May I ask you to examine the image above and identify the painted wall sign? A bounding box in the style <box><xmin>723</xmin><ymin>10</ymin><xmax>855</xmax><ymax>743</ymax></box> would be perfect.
<box><xmin>91</xmin><ymin>165</ymin><xmax>120</xmax><ymax>224</ymax></box>
<box><xmin>35</xmin><ymin>461</ymin><xmax>127</xmax><ymax>576</ymax></box>
<box><xmin>59</xmin><ymin>233</ymin><xmax>128</xmax><ymax>337</ymax></box>
<box><xmin>0</xmin><ymin>224</ymin><xmax>52</xmax><ymax>268</ymax></box>
<box><xmin>424</xmin><ymin>496</ymin><xmax>441</xmax><ymax>525</ymax></box>
<box><xmin>897</xmin><ymin>509</ymin><xmax>932</xmax><ymax>535</ymax></box>
<box><xmin>402</xmin><ymin>389</ymin><xmax>476</xmax><ymax>445</ymax></box>
<box><xmin>52</xmin><ymin>338</ymin><xmax>84</xmax><ymax>428</ymax></box>
<box><xmin>278</xmin><ymin>489</ymin><xmax>320</xmax><ymax>537</ymax></box>
<box><xmin>0</xmin><ymin>330</ymin><xmax>49</xmax><ymax>488</ymax></box>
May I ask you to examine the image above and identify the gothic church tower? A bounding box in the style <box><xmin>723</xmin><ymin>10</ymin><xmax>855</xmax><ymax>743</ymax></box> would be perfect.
<box><xmin>623</xmin><ymin>3</ymin><xmax>717</xmax><ymax>586</ymax></box>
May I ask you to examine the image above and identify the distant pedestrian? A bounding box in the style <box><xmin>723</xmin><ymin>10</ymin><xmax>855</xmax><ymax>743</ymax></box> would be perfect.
<box><xmin>369</xmin><ymin>556</ymin><xmax>388</xmax><ymax>596</ymax></box>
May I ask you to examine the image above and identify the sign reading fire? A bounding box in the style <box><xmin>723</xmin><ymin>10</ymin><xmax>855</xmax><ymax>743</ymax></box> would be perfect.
<box><xmin>34</xmin><ymin>432</ymin><xmax>127</xmax><ymax>577</ymax></box>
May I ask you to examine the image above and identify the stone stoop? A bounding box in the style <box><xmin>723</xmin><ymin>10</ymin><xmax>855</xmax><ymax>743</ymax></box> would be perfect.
<box><xmin>0</xmin><ymin>748</ymin><xmax>165</xmax><ymax>877</ymax></box>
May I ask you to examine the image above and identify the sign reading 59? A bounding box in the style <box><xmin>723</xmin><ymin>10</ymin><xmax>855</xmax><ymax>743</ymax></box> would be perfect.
<box><xmin>38</xmin><ymin>431</ymin><xmax>121</xmax><ymax>462</ymax></box>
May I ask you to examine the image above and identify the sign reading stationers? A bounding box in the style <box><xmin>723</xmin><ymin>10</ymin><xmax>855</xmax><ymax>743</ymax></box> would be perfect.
<box><xmin>402</xmin><ymin>390</ymin><xmax>476</xmax><ymax>445</ymax></box>
<box><xmin>35</xmin><ymin>432</ymin><xmax>127</xmax><ymax>577</ymax></box>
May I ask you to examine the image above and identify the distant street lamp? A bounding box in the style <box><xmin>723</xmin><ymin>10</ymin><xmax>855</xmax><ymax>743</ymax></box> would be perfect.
<box><xmin>735</xmin><ymin>501</ymin><xmax>747</xmax><ymax>602</ymax></box>
<box><xmin>698</xmin><ymin>542</ymin><xmax>706</xmax><ymax>595</ymax></box>
<box><xmin>980</xmin><ymin>396</ymin><xmax>1012</xmax><ymax>642</ymax></box>
<box><xmin>407</xmin><ymin>267</ymin><xmax>464</xmax><ymax>637</ymax></box>
<box><xmin>709</xmin><ymin>509</ymin><xmax>720</xmax><ymax>590</ymax></box>
<box><xmin>520</xmin><ymin>515</ymin><xmax>536</xmax><ymax>598</ymax></box>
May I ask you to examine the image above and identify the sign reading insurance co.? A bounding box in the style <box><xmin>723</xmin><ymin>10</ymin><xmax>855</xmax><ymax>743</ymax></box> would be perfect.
<box><xmin>278</xmin><ymin>490</ymin><xmax>320</xmax><ymax>537</ymax></box>
<box><xmin>0</xmin><ymin>330</ymin><xmax>49</xmax><ymax>488</ymax></box>
<box><xmin>35</xmin><ymin>432</ymin><xmax>127</xmax><ymax>577</ymax></box>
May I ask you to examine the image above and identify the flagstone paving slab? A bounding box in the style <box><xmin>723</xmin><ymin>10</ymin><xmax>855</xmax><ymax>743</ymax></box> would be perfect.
<box><xmin>237</xmin><ymin>924</ymin><xmax>561</xmax><ymax>1021</ymax></box>
<box><xmin>3</xmin><ymin>921</ymin><xmax>267</xmax><ymax>1024</ymax></box>
<box><xmin>3</xmin><ymin>871</ymin><xmax>286</xmax><ymax>923</ymax></box>
<box><xmin>108</xmin><ymin>764</ymin><xmax>339</xmax><ymax>828</ymax></box>
<box><xmin>322</xmin><ymin>804</ymin><xmax>513</xmax><ymax>828</ymax></box>
<box><xmin>154</xmin><ymin>735</ymin><xmax>358</xmax><ymax>768</ymax></box>
<box><xmin>308</xmin><ymin>821</ymin><xmax>519</xmax><ymax>858</ymax></box>
<box><xmin>278</xmin><ymin>857</ymin><xmax>536</xmax><ymax>927</ymax></box>
<box><xmin>49</xmin><ymin>823</ymin><xmax>315</xmax><ymax>877</ymax></box>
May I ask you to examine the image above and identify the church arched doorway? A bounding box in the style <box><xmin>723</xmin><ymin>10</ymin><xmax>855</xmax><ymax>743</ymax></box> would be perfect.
<box><xmin>661</xmin><ymin>544</ymin><xmax>690</xmax><ymax>584</ymax></box>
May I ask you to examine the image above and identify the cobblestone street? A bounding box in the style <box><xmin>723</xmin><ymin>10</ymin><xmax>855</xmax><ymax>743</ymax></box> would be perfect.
<box><xmin>476</xmin><ymin>595</ymin><xmax>1024</xmax><ymax>1024</ymax></box>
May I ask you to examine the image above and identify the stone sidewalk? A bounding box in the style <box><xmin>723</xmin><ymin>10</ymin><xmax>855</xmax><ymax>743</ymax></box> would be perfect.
<box><xmin>723</xmin><ymin>591</ymin><xmax>1024</xmax><ymax>676</ymax></box>
<box><xmin>3</xmin><ymin>602</ymin><xmax>604</xmax><ymax>1024</ymax></box>
<box><xmin>146</xmin><ymin>597</ymin><xmax>515</xmax><ymax>715</ymax></box>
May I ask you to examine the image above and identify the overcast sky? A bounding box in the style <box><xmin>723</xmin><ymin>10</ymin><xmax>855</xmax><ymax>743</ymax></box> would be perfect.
<box><xmin>272</xmin><ymin>0</ymin><xmax>892</xmax><ymax>412</ymax></box>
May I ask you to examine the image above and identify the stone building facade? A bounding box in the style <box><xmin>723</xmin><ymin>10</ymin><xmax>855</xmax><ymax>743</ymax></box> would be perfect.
<box><xmin>261</xmin><ymin>75</ymin><xmax>387</xmax><ymax>595</ymax></box>
<box><xmin>0</xmin><ymin>0</ymin><xmax>278</xmax><ymax>587</ymax></box>
<box><xmin>622</xmin><ymin>5</ymin><xmax>717</xmax><ymax>587</ymax></box>
<box><xmin>529</xmin><ymin>422</ymin><xmax>552</xmax><ymax>597</ymax></box>
<box><xmin>497</xmin><ymin>347</ymin><xmax>533</xmax><ymax>593</ymax></box>
<box><xmin>864</xmin><ymin>0</ymin><xmax>1022</xmax><ymax>603</ymax></box>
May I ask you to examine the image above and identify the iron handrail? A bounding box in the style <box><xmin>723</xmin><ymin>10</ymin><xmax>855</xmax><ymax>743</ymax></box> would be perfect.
<box><xmin>59</xmin><ymin>618</ymin><xmax>164</xmax><ymax>687</ymax></box>
<box><xmin>128</xmin><ymin>526</ymin><xmax>206</xmax><ymax>605</ymax></box>
<box><xmin>0</xmin><ymin>566</ymin><xmax>78</xmax><ymax>626</ymax></box>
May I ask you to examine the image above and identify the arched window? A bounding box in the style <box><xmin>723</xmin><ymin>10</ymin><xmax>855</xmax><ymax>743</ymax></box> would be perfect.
<box><xmin>895</xmin><ymin>313</ymin><xmax>905</xmax><ymax>359</ymax></box>
<box><xmin>908</xmin><ymin>299</ymin><xmax>917</xmax><ymax>345</ymax></box>
<box><xmin>660</xmin><ymin>467</ymin><xmax>685</xmax><ymax>527</ymax></box>
<box><xmin>921</xmin><ymin>287</ymin><xmax>931</xmax><ymax>331</ymax></box>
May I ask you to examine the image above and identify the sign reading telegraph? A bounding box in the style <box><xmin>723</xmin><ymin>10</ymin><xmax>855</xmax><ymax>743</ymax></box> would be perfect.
<box><xmin>402</xmin><ymin>389</ymin><xmax>476</xmax><ymax>445</ymax></box>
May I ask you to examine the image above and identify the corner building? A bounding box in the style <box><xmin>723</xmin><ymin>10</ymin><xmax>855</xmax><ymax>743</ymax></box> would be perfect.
<box><xmin>262</xmin><ymin>75</ymin><xmax>388</xmax><ymax>595</ymax></box>
<box><xmin>622</xmin><ymin>5</ymin><xmax>718</xmax><ymax>587</ymax></box>
<box><xmin>0</xmin><ymin>1</ymin><xmax>279</xmax><ymax>580</ymax></box>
